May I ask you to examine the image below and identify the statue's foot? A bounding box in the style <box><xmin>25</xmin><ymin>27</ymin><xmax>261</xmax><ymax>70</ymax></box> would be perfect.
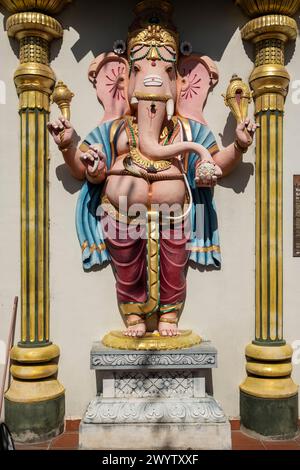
<box><xmin>158</xmin><ymin>313</ymin><xmax>179</xmax><ymax>337</ymax></box>
<box><xmin>123</xmin><ymin>315</ymin><xmax>146</xmax><ymax>338</ymax></box>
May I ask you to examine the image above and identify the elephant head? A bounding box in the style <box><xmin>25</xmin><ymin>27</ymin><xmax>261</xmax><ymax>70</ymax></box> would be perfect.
<box><xmin>89</xmin><ymin>48</ymin><xmax>218</xmax><ymax>123</ymax></box>
<box><xmin>89</xmin><ymin>47</ymin><xmax>219</xmax><ymax>161</ymax></box>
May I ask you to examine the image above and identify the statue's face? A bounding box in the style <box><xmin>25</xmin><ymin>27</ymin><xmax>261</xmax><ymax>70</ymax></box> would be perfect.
<box><xmin>128</xmin><ymin>45</ymin><xmax>178</xmax><ymax>101</ymax></box>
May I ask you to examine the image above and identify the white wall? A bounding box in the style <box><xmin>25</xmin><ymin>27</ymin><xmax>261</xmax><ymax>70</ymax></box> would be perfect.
<box><xmin>0</xmin><ymin>0</ymin><xmax>299</xmax><ymax>421</ymax></box>
<box><xmin>0</xmin><ymin>10</ymin><xmax>20</xmax><ymax>420</ymax></box>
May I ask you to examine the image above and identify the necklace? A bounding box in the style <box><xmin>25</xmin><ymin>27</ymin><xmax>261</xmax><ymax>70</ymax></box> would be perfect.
<box><xmin>130</xmin><ymin>148</ymin><xmax>172</xmax><ymax>173</ymax></box>
<box><xmin>124</xmin><ymin>117</ymin><xmax>174</xmax><ymax>173</ymax></box>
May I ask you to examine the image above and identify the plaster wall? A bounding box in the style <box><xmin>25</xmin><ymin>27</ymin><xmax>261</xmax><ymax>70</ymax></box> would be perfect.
<box><xmin>0</xmin><ymin>0</ymin><xmax>300</xmax><ymax>420</ymax></box>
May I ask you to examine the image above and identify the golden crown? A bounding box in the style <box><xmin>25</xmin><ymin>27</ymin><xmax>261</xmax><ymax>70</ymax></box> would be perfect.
<box><xmin>128</xmin><ymin>24</ymin><xmax>178</xmax><ymax>55</ymax></box>
<box><xmin>127</xmin><ymin>0</ymin><xmax>178</xmax><ymax>59</ymax></box>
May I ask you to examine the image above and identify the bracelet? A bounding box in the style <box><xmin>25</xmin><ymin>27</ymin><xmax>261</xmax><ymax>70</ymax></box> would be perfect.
<box><xmin>234</xmin><ymin>139</ymin><xmax>248</xmax><ymax>154</ymax></box>
<box><xmin>86</xmin><ymin>168</ymin><xmax>106</xmax><ymax>180</ymax></box>
<box><xmin>59</xmin><ymin>146</ymin><xmax>70</xmax><ymax>154</ymax></box>
<box><xmin>58</xmin><ymin>144</ymin><xmax>76</xmax><ymax>154</ymax></box>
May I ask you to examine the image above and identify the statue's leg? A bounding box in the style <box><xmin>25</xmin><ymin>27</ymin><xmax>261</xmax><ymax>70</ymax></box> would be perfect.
<box><xmin>101</xmin><ymin>212</ymin><xmax>148</xmax><ymax>336</ymax></box>
<box><xmin>158</xmin><ymin>221</ymin><xmax>190</xmax><ymax>336</ymax></box>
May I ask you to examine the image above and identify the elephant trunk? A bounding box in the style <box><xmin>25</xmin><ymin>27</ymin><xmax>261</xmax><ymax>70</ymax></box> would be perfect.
<box><xmin>136</xmin><ymin>98</ymin><xmax>211</xmax><ymax>162</ymax></box>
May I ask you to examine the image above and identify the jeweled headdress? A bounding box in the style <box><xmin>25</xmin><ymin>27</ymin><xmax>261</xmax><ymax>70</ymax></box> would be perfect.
<box><xmin>127</xmin><ymin>0</ymin><xmax>179</xmax><ymax>66</ymax></box>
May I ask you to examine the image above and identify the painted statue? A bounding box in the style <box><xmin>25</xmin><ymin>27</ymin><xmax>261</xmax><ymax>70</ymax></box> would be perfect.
<box><xmin>48</xmin><ymin>1</ymin><xmax>257</xmax><ymax>339</ymax></box>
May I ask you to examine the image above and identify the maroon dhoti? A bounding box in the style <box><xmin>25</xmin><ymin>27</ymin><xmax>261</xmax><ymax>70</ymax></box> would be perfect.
<box><xmin>101</xmin><ymin>213</ymin><xmax>190</xmax><ymax>315</ymax></box>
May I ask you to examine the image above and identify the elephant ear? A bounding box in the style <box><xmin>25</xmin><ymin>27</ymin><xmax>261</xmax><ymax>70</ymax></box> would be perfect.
<box><xmin>88</xmin><ymin>52</ymin><xmax>130</xmax><ymax>124</ymax></box>
<box><xmin>177</xmin><ymin>55</ymin><xmax>219</xmax><ymax>126</ymax></box>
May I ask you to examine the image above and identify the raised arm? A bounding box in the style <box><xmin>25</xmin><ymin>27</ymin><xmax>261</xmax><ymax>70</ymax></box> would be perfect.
<box><xmin>47</xmin><ymin>116</ymin><xmax>107</xmax><ymax>183</ymax></box>
<box><xmin>212</xmin><ymin>118</ymin><xmax>259</xmax><ymax>177</ymax></box>
<box><xmin>47</xmin><ymin>116</ymin><xmax>86</xmax><ymax>180</ymax></box>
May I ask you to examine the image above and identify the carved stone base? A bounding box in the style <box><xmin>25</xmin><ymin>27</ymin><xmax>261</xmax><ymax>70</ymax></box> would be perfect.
<box><xmin>84</xmin><ymin>396</ymin><xmax>226</xmax><ymax>424</ymax></box>
<box><xmin>79</xmin><ymin>341</ymin><xmax>231</xmax><ymax>450</ymax></box>
<box><xmin>80</xmin><ymin>421</ymin><xmax>231</xmax><ymax>451</ymax></box>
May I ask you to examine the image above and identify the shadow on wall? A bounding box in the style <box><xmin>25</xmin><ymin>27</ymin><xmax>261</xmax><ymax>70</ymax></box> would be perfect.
<box><xmin>56</xmin><ymin>164</ymin><xmax>84</xmax><ymax>194</ymax></box>
<box><xmin>0</xmin><ymin>0</ymin><xmax>248</xmax><ymax>62</ymax></box>
<box><xmin>218</xmin><ymin>113</ymin><xmax>254</xmax><ymax>194</ymax></box>
<box><xmin>55</xmin><ymin>0</ymin><xmax>138</xmax><ymax>61</ymax></box>
<box><xmin>56</xmin><ymin>0</ymin><xmax>247</xmax><ymax>63</ymax></box>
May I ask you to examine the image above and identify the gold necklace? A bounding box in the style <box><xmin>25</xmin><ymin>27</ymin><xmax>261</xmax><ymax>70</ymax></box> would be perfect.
<box><xmin>131</xmin><ymin>147</ymin><xmax>172</xmax><ymax>173</ymax></box>
<box><xmin>125</xmin><ymin>117</ymin><xmax>172</xmax><ymax>173</ymax></box>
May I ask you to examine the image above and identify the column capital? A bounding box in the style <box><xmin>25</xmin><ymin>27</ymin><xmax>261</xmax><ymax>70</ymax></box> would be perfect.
<box><xmin>0</xmin><ymin>0</ymin><xmax>72</xmax><ymax>14</ymax></box>
<box><xmin>241</xmin><ymin>14</ymin><xmax>298</xmax><ymax>43</ymax></box>
<box><xmin>6</xmin><ymin>11</ymin><xmax>63</xmax><ymax>41</ymax></box>
<box><xmin>240</xmin><ymin>14</ymin><xmax>298</xmax><ymax>103</ymax></box>
<box><xmin>235</xmin><ymin>0</ymin><xmax>300</xmax><ymax>17</ymax></box>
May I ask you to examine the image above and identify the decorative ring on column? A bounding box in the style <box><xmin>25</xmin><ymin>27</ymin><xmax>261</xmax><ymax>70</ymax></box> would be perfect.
<box><xmin>241</xmin><ymin>15</ymin><xmax>297</xmax><ymax>42</ymax></box>
<box><xmin>235</xmin><ymin>0</ymin><xmax>300</xmax><ymax>17</ymax></box>
<box><xmin>7</xmin><ymin>12</ymin><xmax>63</xmax><ymax>40</ymax></box>
<box><xmin>0</xmin><ymin>0</ymin><xmax>73</xmax><ymax>14</ymax></box>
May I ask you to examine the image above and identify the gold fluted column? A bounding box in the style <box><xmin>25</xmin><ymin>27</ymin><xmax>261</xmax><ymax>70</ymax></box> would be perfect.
<box><xmin>0</xmin><ymin>0</ymin><xmax>73</xmax><ymax>443</ymax></box>
<box><xmin>236</xmin><ymin>0</ymin><xmax>300</xmax><ymax>437</ymax></box>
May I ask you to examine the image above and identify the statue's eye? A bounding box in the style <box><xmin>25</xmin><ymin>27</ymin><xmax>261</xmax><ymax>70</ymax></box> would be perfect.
<box><xmin>134</xmin><ymin>65</ymin><xmax>140</xmax><ymax>73</ymax></box>
<box><xmin>166</xmin><ymin>66</ymin><xmax>173</xmax><ymax>74</ymax></box>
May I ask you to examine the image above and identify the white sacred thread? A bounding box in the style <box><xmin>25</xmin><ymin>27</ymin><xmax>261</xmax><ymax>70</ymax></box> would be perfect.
<box><xmin>292</xmin><ymin>340</ymin><xmax>300</xmax><ymax>365</ymax></box>
<box><xmin>291</xmin><ymin>80</ymin><xmax>300</xmax><ymax>105</ymax></box>
<box><xmin>0</xmin><ymin>80</ymin><xmax>6</xmax><ymax>105</ymax></box>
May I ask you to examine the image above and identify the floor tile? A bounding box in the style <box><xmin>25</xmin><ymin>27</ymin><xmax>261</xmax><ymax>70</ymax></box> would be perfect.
<box><xmin>230</xmin><ymin>420</ymin><xmax>240</xmax><ymax>431</ymax></box>
<box><xmin>50</xmin><ymin>432</ymin><xmax>79</xmax><ymax>450</ymax></box>
<box><xmin>261</xmin><ymin>440</ymin><xmax>300</xmax><ymax>450</ymax></box>
<box><xmin>65</xmin><ymin>419</ymin><xmax>81</xmax><ymax>432</ymax></box>
<box><xmin>231</xmin><ymin>431</ymin><xmax>265</xmax><ymax>450</ymax></box>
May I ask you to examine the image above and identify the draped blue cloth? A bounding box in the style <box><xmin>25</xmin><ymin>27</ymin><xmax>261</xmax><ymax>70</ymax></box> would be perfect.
<box><xmin>76</xmin><ymin>119</ymin><xmax>221</xmax><ymax>270</ymax></box>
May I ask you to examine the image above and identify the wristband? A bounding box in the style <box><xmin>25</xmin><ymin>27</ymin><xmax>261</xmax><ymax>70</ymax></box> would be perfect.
<box><xmin>234</xmin><ymin>139</ymin><xmax>248</xmax><ymax>154</ymax></box>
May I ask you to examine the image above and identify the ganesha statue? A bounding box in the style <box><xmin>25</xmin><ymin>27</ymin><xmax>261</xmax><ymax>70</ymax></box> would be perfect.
<box><xmin>48</xmin><ymin>1</ymin><xmax>257</xmax><ymax>341</ymax></box>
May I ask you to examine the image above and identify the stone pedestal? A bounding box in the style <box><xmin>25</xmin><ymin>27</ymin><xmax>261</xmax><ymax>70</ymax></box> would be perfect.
<box><xmin>79</xmin><ymin>341</ymin><xmax>231</xmax><ymax>450</ymax></box>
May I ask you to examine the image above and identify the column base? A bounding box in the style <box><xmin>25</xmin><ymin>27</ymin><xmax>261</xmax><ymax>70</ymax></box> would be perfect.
<box><xmin>4</xmin><ymin>343</ymin><xmax>65</xmax><ymax>443</ymax></box>
<box><xmin>5</xmin><ymin>393</ymin><xmax>65</xmax><ymax>443</ymax></box>
<box><xmin>240</xmin><ymin>390</ymin><xmax>299</xmax><ymax>438</ymax></box>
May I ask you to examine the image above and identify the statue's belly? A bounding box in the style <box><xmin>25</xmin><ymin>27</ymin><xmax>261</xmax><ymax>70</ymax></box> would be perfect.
<box><xmin>104</xmin><ymin>156</ymin><xmax>186</xmax><ymax>209</ymax></box>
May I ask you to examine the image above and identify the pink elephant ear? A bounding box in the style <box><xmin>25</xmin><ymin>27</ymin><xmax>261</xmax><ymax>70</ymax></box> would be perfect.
<box><xmin>177</xmin><ymin>55</ymin><xmax>219</xmax><ymax>126</ymax></box>
<box><xmin>88</xmin><ymin>52</ymin><xmax>130</xmax><ymax>124</ymax></box>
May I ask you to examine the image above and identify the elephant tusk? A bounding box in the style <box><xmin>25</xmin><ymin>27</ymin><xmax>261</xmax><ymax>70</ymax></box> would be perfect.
<box><xmin>166</xmin><ymin>98</ymin><xmax>174</xmax><ymax>121</ymax></box>
<box><xmin>131</xmin><ymin>96</ymin><xmax>139</xmax><ymax>106</ymax></box>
